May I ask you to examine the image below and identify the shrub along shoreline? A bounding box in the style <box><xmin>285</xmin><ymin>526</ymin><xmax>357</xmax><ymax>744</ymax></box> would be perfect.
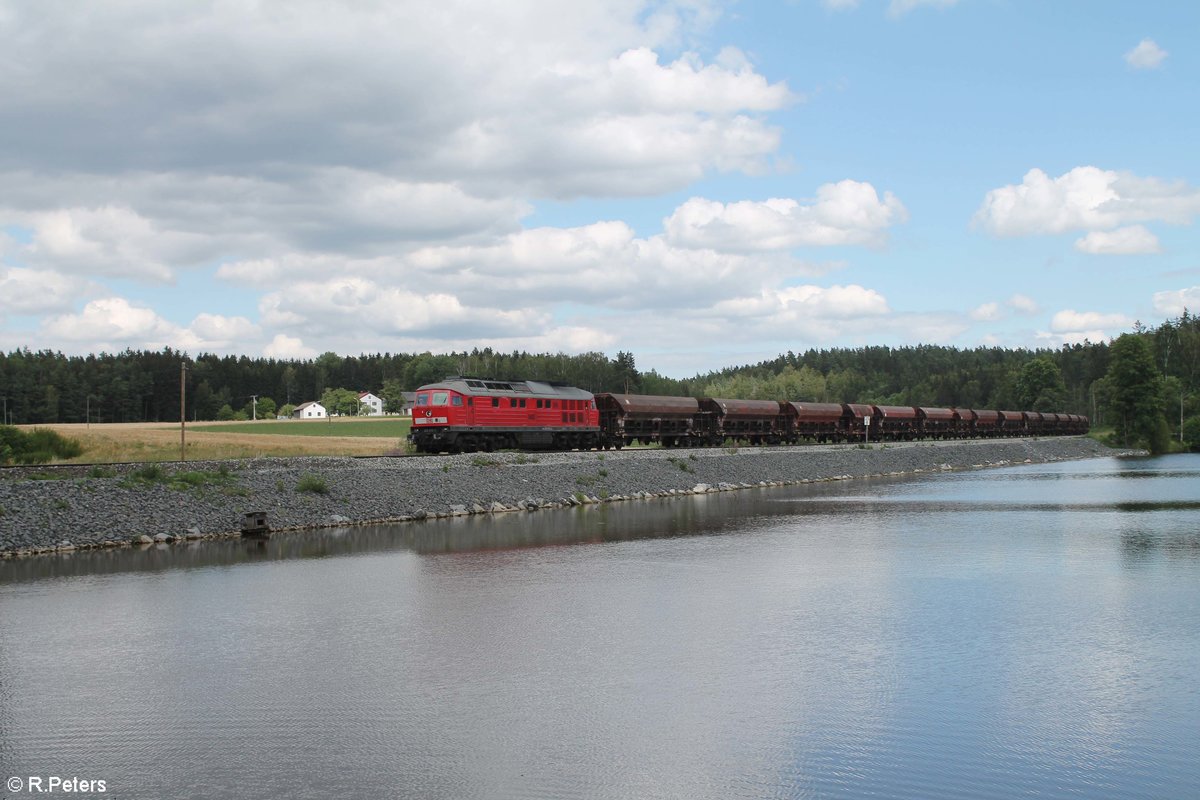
<box><xmin>0</xmin><ymin>426</ymin><xmax>84</xmax><ymax>465</ymax></box>
<box><xmin>0</xmin><ymin>436</ymin><xmax>1136</xmax><ymax>558</ymax></box>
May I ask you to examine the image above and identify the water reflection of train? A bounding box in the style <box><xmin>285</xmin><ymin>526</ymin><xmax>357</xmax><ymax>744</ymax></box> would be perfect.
<box><xmin>407</xmin><ymin>376</ymin><xmax>1090</xmax><ymax>454</ymax></box>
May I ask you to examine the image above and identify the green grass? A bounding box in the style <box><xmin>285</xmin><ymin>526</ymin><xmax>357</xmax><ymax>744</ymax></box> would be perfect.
<box><xmin>296</xmin><ymin>474</ymin><xmax>330</xmax><ymax>495</ymax></box>
<box><xmin>27</xmin><ymin>471</ymin><xmax>69</xmax><ymax>481</ymax></box>
<box><xmin>665</xmin><ymin>456</ymin><xmax>695</xmax><ymax>473</ymax></box>
<box><xmin>190</xmin><ymin>418</ymin><xmax>412</xmax><ymax>438</ymax></box>
<box><xmin>471</xmin><ymin>455</ymin><xmax>502</xmax><ymax>467</ymax></box>
<box><xmin>121</xmin><ymin>464</ymin><xmax>241</xmax><ymax>492</ymax></box>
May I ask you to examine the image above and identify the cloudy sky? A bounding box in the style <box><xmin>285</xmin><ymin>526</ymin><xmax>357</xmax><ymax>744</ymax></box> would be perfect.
<box><xmin>1</xmin><ymin>1</ymin><xmax>1196</xmax><ymax>376</ymax></box>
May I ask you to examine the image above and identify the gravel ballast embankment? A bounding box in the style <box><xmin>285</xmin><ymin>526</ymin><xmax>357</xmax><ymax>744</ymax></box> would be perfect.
<box><xmin>0</xmin><ymin>437</ymin><xmax>1133</xmax><ymax>557</ymax></box>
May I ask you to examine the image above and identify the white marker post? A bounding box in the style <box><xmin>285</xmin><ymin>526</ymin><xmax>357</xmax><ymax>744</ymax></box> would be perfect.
<box><xmin>864</xmin><ymin>414</ymin><xmax>870</xmax><ymax>444</ymax></box>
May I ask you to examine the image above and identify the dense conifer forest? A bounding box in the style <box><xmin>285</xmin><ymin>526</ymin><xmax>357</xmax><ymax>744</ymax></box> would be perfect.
<box><xmin>2</xmin><ymin>313</ymin><xmax>1196</xmax><ymax>452</ymax></box>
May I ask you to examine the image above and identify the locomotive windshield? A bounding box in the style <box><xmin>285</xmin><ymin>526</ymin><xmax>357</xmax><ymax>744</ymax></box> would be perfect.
<box><xmin>431</xmin><ymin>392</ymin><xmax>449</xmax><ymax>406</ymax></box>
<box><xmin>416</xmin><ymin>393</ymin><xmax>428</xmax><ymax>406</ymax></box>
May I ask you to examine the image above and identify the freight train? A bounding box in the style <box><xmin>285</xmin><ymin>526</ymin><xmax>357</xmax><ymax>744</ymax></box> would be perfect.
<box><xmin>406</xmin><ymin>376</ymin><xmax>1090</xmax><ymax>454</ymax></box>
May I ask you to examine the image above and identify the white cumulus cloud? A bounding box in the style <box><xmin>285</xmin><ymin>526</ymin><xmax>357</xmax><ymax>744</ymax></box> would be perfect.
<box><xmin>974</xmin><ymin>166</ymin><xmax>1200</xmax><ymax>246</ymax></box>
<box><xmin>43</xmin><ymin>297</ymin><xmax>177</xmax><ymax>343</ymax></box>
<box><xmin>0</xmin><ymin>267</ymin><xmax>98</xmax><ymax>314</ymax></box>
<box><xmin>0</xmin><ymin>1</ymin><xmax>790</xmax><ymax>200</ymax></box>
<box><xmin>263</xmin><ymin>334</ymin><xmax>318</xmax><ymax>360</ymax></box>
<box><xmin>1125</xmin><ymin>38</ymin><xmax>1168</xmax><ymax>70</ymax></box>
<box><xmin>258</xmin><ymin>278</ymin><xmax>547</xmax><ymax>340</ymax></box>
<box><xmin>1074</xmin><ymin>225</ymin><xmax>1161</xmax><ymax>255</ymax></box>
<box><xmin>1035</xmin><ymin>329</ymin><xmax>1109</xmax><ymax>347</ymax></box>
<box><xmin>20</xmin><ymin>206</ymin><xmax>213</xmax><ymax>283</ymax></box>
<box><xmin>1152</xmin><ymin>286</ymin><xmax>1200</xmax><ymax>317</ymax></box>
<box><xmin>664</xmin><ymin>181</ymin><xmax>907</xmax><ymax>251</ymax></box>
<box><xmin>1008</xmin><ymin>294</ymin><xmax>1039</xmax><ymax>315</ymax></box>
<box><xmin>711</xmin><ymin>284</ymin><xmax>890</xmax><ymax>320</ymax></box>
<box><xmin>969</xmin><ymin>302</ymin><xmax>1002</xmax><ymax>322</ymax></box>
<box><xmin>40</xmin><ymin>297</ymin><xmax>259</xmax><ymax>353</ymax></box>
<box><xmin>1050</xmin><ymin>309</ymin><xmax>1135</xmax><ymax>333</ymax></box>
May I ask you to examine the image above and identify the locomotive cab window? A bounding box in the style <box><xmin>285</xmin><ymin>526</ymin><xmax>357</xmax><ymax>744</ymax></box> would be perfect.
<box><xmin>417</xmin><ymin>393</ymin><xmax>429</xmax><ymax>406</ymax></box>
<box><xmin>432</xmin><ymin>392</ymin><xmax>449</xmax><ymax>406</ymax></box>
<box><xmin>451</xmin><ymin>395</ymin><xmax>463</xmax><ymax>406</ymax></box>
<box><xmin>492</xmin><ymin>397</ymin><xmax>500</xmax><ymax>408</ymax></box>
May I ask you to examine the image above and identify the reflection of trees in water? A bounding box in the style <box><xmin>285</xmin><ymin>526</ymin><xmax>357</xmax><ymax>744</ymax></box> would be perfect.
<box><xmin>1120</xmin><ymin>529</ymin><xmax>1200</xmax><ymax>565</ymax></box>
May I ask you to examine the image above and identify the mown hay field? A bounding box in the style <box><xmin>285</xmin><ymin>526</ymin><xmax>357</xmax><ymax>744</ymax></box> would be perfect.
<box><xmin>23</xmin><ymin>418</ymin><xmax>412</xmax><ymax>463</ymax></box>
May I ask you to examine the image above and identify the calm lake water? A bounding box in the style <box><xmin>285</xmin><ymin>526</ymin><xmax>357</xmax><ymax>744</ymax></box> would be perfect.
<box><xmin>2</xmin><ymin>455</ymin><xmax>1198</xmax><ymax>799</ymax></box>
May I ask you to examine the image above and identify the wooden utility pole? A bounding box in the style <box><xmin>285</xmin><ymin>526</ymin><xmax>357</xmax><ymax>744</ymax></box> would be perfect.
<box><xmin>180</xmin><ymin>362</ymin><xmax>187</xmax><ymax>461</ymax></box>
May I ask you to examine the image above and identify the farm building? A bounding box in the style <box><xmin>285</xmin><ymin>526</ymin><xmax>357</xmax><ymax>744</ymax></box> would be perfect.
<box><xmin>293</xmin><ymin>401</ymin><xmax>327</xmax><ymax>419</ymax></box>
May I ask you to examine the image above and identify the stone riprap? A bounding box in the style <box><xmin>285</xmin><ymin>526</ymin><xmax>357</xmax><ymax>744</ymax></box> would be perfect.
<box><xmin>0</xmin><ymin>437</ymin><xmax>1133</xmax><ymax>557</ymax></box>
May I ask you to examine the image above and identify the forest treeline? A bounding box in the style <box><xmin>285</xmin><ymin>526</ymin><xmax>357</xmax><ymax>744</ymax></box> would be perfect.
<box><xmin>1</xmin><ymin>312</ymin><xmax>1196</xmax><ymax>452</ymax></box>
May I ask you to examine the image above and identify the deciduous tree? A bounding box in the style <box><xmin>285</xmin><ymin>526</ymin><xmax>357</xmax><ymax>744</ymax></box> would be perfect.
<box><xmin>1104</xmin><ymin>334</ymin><xmax>1168</xmax><ymax>453</ymax></box>
<box><xmin>1016</xmin><ymin>357</ymin><xmax>1067</xmax><ymax>411</ymax></box>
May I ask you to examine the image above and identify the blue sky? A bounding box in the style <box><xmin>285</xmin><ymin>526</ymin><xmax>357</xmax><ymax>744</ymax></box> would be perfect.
<box><xmin>0</xmin><ymin>0</ymin><xmax>1196</xmax><ymax>377</ymax></box>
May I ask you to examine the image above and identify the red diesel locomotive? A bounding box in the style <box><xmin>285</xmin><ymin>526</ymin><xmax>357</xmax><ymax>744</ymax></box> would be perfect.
<box><xmin>408</xmin><ymin>377</ymin><xmax>599</xmax><ymax>453</ymax></box>
<box><xmin>408</xmin><ymin>377</ymin><xmax>1090</xmax><ymax>453</ymax></box>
